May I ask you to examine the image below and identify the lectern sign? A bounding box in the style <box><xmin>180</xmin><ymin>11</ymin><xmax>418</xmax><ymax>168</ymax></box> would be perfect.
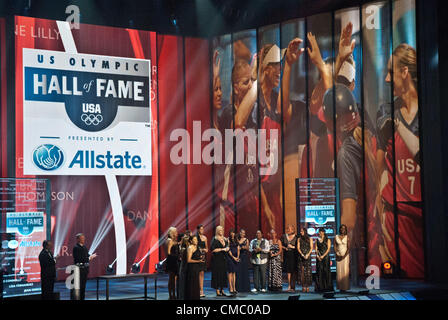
<box><xmin>297</xmin><ymin>178</ymin><xmax>340</xmax><ymax>272</ymax></box>
<box><xmin>22</xmin><ymin>48</ymin><xmax>152</xmax><ymax>176</ymax></box>
<box><xmin>0</xmin><ymin>178</ymin><xmax>51</xmax><ymax>298</ymax></box>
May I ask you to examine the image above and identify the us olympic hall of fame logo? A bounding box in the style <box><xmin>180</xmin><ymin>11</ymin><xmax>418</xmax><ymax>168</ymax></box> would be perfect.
<box><xmin>23</xmin><ymin>48</ymin><xmax>150</xmax><ymax>133</ymax></box>
<box><xmin>6</xmin><ymin>212</ymin><xmax>44</xmax><ymax>236</ymax></box>
<box><xmin>305</xmin><ymin>205</ymin><xmax>336</xmax><ymax>225</ymax></box>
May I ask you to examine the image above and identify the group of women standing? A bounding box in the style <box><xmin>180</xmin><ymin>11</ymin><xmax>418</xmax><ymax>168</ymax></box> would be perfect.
<box><xmin>165</xmin><ymin>224</ymin><xmax>351</xmax><ymax>299</ymax></box>
<box><xmin>283</xmin><ymin>224</ymin><xmax>351</xmax><ymax>293</ymax></box>
<box><xmin>210</xmin><ymin>226</ymin><xmax>252</xmax><ymax>296</ymax></box>
<box><xmin>165</xmin><ymin>225</ymin><xmax>208</xmax><ymax>300</ymax></box>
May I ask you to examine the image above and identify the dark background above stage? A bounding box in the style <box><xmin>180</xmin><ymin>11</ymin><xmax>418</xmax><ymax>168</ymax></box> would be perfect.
<box><xmin>0</xmin><ymin>0</ymin><xmax>396</xmax><ymax>37</ymax></box>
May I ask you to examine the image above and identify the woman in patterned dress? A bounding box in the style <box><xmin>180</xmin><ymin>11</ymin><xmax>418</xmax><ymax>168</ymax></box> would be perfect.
<box><xmin>268</xmin><ymin>229</ymin><xmax>283</xmax><ymax>291</ymax></box>
<box><xmin>196</xmin><ymin>225</ymin><xmax>208</xmax><ymax>297</ymax></box>
<box><xmin>297</xmin><ymin>227</ymin><xmax>313</xmax><ymax>293</ymax></box>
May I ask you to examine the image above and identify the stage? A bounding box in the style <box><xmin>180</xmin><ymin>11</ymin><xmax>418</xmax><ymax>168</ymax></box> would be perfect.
<box><xmin>51</xmin><ymin>272</ymin><xmax>448</xmax><ymax>301</ymax></box>
<box><xmin>0</xmin><ymin>0</ymin><xmax>447</xmax><ymax>305</ymax></box>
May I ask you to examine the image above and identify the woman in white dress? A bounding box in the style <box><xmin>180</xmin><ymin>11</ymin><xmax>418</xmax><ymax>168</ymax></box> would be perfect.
<box><xmin>335</xmin><ymin>224</ymin><xmax>350</xmax><ymax>292</ymax></box>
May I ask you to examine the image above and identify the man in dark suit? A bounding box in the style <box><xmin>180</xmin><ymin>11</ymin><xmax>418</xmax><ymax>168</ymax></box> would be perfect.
<box><xmin>72</xmin><ymin>233</ymin><xmax>97</xmax><ymax>300</ymax></box>
<box><xmin>39</xmin><ymin>240</ymin><xmax>57</xmax><ymax>300</ymax></box>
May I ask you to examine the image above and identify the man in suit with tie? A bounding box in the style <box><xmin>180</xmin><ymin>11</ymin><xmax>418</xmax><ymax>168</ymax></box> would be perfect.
<box><xmin>39</xmin><ymin>240</ymin><xmax>57</xmax><ymax>300</ymax></box>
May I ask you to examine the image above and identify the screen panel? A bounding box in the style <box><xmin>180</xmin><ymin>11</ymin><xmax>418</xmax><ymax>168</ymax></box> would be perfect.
<box><xmin>362</xmin><ymin>0</ymin><xmax>394</xmax><ymax>274</ymax></box>
<box><xmin>334</xmin><ymin>6</ymin><xmax>367</xmax><ymax>276</ymax></box>
<box><xmin>258</xmin><ymin>24</ymin><xmax>284</xmax><ymax>236</ymax></box>
<box><xmin>391</xmin><ymin>0</ymin><xmax>423</xmax><ymax>278</ymax></box>
<box><xmin>185</xmin><ymin>37</ymin><xmax>213</xmax><ymax>239</ymax></box>
<box><xmin>281</xmin><ymin>18</ymin><xmax>307</xmax><ymax>232</ymax></box>
<box><xmin>306</xmin><ymin>12</ymin><xmax>335</xmax><ymax>180</ymax></box>
<box><xmin>210</xmin><ymin>34</ymin><xmax>235</xmax><ymax>234</ymax></box>
<box><xmin>232</xmin><ymin>29</ymin><xmax>259</xmax><ymax>238</ymax></box>
<box><xmin>158</xmin><ymin>34</ymin><xmax>187</xmax><ymax>254</ymax></box>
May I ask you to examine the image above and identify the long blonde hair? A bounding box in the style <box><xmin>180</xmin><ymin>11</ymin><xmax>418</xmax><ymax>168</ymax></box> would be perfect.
<box><xmin>393</xmin><ymin>43</ymin><xmax>417</xmax><ymax>89</ymax></box>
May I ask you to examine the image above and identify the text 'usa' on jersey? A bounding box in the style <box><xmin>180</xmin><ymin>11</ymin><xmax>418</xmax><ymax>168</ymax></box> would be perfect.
<box><xmin>377</xmin><ymin>99</ymin><xmax>421</xmax><ymax>203</ymax></box>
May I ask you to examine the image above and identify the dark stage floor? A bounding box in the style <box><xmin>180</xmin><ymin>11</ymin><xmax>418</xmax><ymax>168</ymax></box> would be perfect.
<box><xmin>52</xmin><ymin>271</ymin><xmax>448</xmax><ymax>300</ymax></box>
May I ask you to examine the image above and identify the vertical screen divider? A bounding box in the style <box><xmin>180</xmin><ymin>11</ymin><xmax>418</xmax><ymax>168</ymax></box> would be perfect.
<box><xmin>256</xmin><ymin>27</ymin><xmax>262</xmax><ymax>232</ymax></box>
<box><xmin>303</xmin><ymin>17</ymin><xmax>310</xmax><ymax>232</ymax></box>
<box><xmin>359</xmin><ymin>5</ymin><xmax>369</xmax><ymax>271</ymax></box>
<box><xmin>182</xmin><ymin>36</ymin><xmax>189</xmax><ymax>231</ymax></box>
<box><xmin>389</xmin><ymin>0</ymin><xmax>401</xmax><ymax>276</ymax></box>
<box><xmin>332</xmin><ymin>11</ymin><xmax>338</xmax><ymax>179</ymax></box>
<box><xmin>414</xmin><ymin>0</ymin><xmax>428</xmax><ymax>279</ymax></box>
<box><xmin>230</xmin><ymin>32</ymin><xmax>237</xmax><ymax>230</ymax></box>
<box><xmin>156</xmin><ymin>32</ymin><xmax>162</xmax><ymax>261</ymax></box>
<box><xmin>280</xmin><ymin>23</ymin><xmax>286</xmax><ymax>233</ymax></box>
<box><xmin>209</xmin><ymin>38</ymin><xmax>216</xmax><ymax>233</ymax></box>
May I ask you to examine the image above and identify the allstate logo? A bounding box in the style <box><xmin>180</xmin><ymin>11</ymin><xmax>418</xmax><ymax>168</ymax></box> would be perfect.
<box><xmin>33</xmin><ymin>144</ymin><xmax>64</xmax><ymax>171</ymax></box>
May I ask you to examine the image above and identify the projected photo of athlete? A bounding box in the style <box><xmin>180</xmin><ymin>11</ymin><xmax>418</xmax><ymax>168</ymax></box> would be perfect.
<box><xmin>376</xmin><ymin>43</ymin><xmax>423</xmax><ymax>278</ymax></box>
<box><xmin>307</xmin><ymin>22</ymin><xmax>382</xmax><ymax>273</ymax></box>
<box><xmin>259</xmin><ymin>37</ymin><xmax>304</xmax><ymax>234</ymax></box>
<box><xmin>211</xmin><ymin>46</ymin><xmax>235</xmax><ymax>231</ymax></box>
<box><xmin>231</xmin><ymin>39</ymin><xmax>259</xmax><ymax>238</ymax></box>
<box><xmin>212</xmin><ymin>39</ymin><xmax>259</xmax><ymax>232</ymax></box>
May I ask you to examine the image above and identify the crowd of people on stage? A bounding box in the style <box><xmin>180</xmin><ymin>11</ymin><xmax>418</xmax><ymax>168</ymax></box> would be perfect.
<box><xmin>164</xmin><ymin>224</ymin><xmax>351</xmax><ymax>300</ymax></box>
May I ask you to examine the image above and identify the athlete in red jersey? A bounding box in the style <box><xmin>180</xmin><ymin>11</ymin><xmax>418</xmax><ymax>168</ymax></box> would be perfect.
<box><xmin>259</xmin><ymin>38</ymin><xmax>304</xmax><ymax>235</ymax></box>
<box><xmin>376</xmin><ymin>43</ymin><xmax>423</xmax><ymax>278</ymax></box>
<box><xmin>231</xmin><ymin>57</ymin><xmax>259</xmax><ymax>238</ymax></box>
<box><xmin>213</xmin><ymin>44</ymin><xmax>261</xmax><ymax>234</ymax></box>
<box><xmin>211</xmin><ymin>49</ymin><xmax>236</xmax><ymax>231</ymax></box>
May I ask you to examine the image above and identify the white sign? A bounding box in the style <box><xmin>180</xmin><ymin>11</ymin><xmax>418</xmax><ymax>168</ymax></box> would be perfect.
<box><xmin>22</xmin><ymin>48</ymin><xmax>151</xmax><ymax>175</ymax></box>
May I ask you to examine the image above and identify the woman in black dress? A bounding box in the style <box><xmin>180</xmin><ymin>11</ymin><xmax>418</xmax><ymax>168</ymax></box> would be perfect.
<box><xmin>196</xmin><ymin>224</ymin><xmax>208</xmax><ymax>297</ymax></box>
<box><xmin>297</xmin><ymin>227</ymin><xmax>313</xmax><ymax>293</ymax></box>
<box><xmin>315</xmin><ymin>228</ymin><xmax>333</xmax><ymax>292</ymax></box>
<box><xmin>236</xmin><ymin>229</ymin><xmax>251</xmax><ymax>293</ymax></box>
<box><xmin>178</xmin><ymin>233</ymin><xmax>190</xmax><ymax>300</ymax></box>
<box><xmin>281</xmin><ymin>225</ymin><xmax>298</xmax><ymax>292</ymax></box>
<box><xmin>165</xmin><ymin>227</ymin><xmax>180</xmax><ymax>300</ymax></box>
<box><xmin>210</xmin><ymin>226</ymin><xmax>229</xmax><ymax>296</ymax></box>
<box><xmin>185</xmin><ymin>235</ymin><xmax>205</xmax><ymax>300</ymax></box>
<box><xmin>226</xmin><ymin>229</ymin><xmax>240</xmax><ymax>295</ymax></box>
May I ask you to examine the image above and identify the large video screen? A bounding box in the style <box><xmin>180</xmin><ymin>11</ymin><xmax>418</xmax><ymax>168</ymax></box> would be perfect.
<box><xmin>211</xmin><ymin>0</ymin><xmax>422</xmax><ymax>278</ymax></box>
